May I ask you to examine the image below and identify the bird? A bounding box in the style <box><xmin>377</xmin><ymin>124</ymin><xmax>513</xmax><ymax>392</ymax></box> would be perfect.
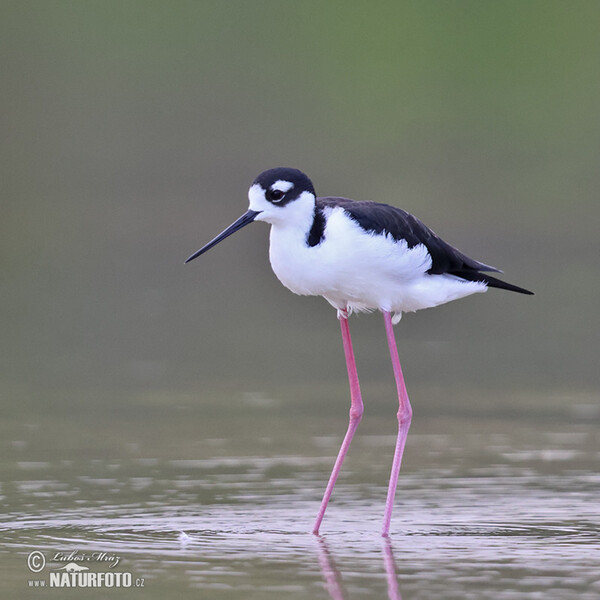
<box><xmin>185</xmin><ymin>167</ymin><xmax>533</xmax><ymax>537</ymax></box>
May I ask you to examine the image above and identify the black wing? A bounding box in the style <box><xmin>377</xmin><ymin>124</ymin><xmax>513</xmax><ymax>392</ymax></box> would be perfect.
<box><xmin>316</xmin><ymin>197</ymin><xmax>533</xmax><ymax>295</ymax></box>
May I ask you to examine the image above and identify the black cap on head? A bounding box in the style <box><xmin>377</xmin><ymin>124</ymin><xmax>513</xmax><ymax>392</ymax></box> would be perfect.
<box><xmin>252</xmin><ymin>167</ymin><xmax>315</xmax><ymax>198</ymax></box>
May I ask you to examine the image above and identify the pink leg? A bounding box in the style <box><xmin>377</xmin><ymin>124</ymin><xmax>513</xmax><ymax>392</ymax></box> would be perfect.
<box><xmin>381</xmin><ymin>311</ymin><xmax>413</xmax><ymax>537</ymax></box>
<box><xmin>313</xmin><ymin>310</ymin><xmax>364</xmax><ymax>535</ymax></box>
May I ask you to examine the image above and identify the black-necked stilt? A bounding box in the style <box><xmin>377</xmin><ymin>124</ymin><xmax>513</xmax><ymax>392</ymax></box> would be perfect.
<box><xmin>185</xmin><ymin>167</ymin><xmax>533</xmax><ymax>536</ymax></box>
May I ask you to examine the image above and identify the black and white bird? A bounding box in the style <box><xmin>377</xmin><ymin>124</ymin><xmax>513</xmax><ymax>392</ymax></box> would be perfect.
<box><xmin>185</xmin><ymin>167</ymin><xmax>533</xmax><ymax>536</ymax></box>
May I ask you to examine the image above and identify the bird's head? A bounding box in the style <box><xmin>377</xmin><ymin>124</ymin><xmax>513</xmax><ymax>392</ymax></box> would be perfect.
<box><xmin>185</xmin><ymin>167</ymin><xmax>316</xmax><ymax>263</ymax></box>
<box><xmin>248</xmin><ymin>167</ymin><xmax>316</xmax><ymax>225</ymax></box>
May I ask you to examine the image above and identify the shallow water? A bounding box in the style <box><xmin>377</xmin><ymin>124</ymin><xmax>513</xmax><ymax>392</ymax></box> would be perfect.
<box><xmin>1</xmin><ymin>394</ymin><xmax>599</xmax><ymax>599</ymax></box>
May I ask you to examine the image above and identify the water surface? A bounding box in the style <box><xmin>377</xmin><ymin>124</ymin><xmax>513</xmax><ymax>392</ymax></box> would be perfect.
<box><xmin>1</xmin><ymin>392</ymin><xmax>598</xmax><ymax>599</ymax></box>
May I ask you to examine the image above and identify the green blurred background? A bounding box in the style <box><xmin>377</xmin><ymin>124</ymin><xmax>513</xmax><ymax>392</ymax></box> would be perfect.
<box><xmin>2</xmin><ymin>0</ymin><xmax>599</xmax><ymax>418</ymax></box>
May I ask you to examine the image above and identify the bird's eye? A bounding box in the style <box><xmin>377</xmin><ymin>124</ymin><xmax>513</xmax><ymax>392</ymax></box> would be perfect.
<box><xmin>268</xmin><ymin>189</ymin><xmax>285</xmax><ymax>203</ymax></box>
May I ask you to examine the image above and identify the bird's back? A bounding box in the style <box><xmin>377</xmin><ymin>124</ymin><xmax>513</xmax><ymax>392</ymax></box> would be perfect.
<box><xmin>315</xmin><ymin>197</ymin><xmax>533</xmax><ymax>296</ymax></box>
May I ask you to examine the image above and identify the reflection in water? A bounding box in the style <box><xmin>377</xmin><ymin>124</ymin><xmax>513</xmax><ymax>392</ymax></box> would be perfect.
<box><xmin>382</xmin><ymin>538</ymin><xmax>401</xmax><ymax>600</ymax></box>
<box><xmin>316</xmin><ymin>536</ymin><xmax>401</xmax><ymax>600</ymax></box>
<box><xmin>316</xmin><ymin>537</ymin><xmax>344</xmax><ymax>600</ymax></box>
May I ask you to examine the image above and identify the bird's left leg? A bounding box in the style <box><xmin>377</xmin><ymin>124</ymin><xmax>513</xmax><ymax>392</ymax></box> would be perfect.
<box><xmin>312</xmin><ymin>309</ymin><xmax>364</xmax><ymax>535</ymax></box>
<box><xmin>381</xmin><ymin>311</ymin><xmax>412</xmax><ymax>537</ymax></box>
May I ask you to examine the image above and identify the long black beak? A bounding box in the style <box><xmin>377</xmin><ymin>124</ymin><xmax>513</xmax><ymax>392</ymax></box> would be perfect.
<box><xmin>184</xmin><ymin>209</ymin><xmax>261</xmax><ymax>264</ymax></box>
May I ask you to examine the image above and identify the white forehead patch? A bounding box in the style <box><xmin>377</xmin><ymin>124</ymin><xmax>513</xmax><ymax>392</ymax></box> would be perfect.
<box><xmin>248</xmin><ymin>183</ymin><xmax>264</xmax><ymax>203</ymax></box>
<box><xmin>271</xmin><ymin>180</ymin><xmax>294</xmax><ymax>193</ymax></box>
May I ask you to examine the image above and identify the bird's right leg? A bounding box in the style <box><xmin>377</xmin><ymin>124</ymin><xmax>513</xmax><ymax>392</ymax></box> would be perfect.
<box><xmin>312</xmin><ymin>309</ymin><xmax>364</xmax><ymax>535</ymax></box>
<box><xmin>381</xmin><ymin>310</ymin><xmax>412</xmax><ymax>537</ymax></box>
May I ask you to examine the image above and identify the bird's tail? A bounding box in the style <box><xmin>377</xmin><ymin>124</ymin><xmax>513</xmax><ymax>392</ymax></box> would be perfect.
<box><xmin>453</xmin><ymin>270</ymin><xmax>534</xmax><ymax>295</ymax></box>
